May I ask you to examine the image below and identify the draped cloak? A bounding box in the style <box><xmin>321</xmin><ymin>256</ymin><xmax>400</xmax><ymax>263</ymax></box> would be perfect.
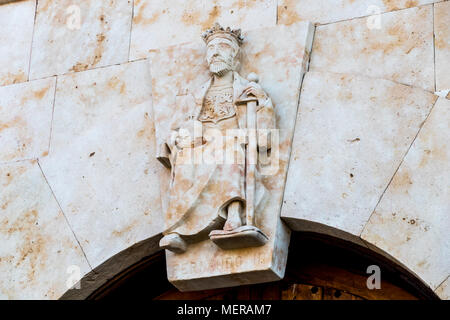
<box><xmin>158</xmin><ymin>72</ymin><xmax>275</xmax><ymax>243</ymax></box>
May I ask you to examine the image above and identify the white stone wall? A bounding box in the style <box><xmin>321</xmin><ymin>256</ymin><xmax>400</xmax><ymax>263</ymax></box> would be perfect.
<box><xmin>0</xmin><ymin>0</ymin><xmax>448</xmax><ymax>299</ymax></box>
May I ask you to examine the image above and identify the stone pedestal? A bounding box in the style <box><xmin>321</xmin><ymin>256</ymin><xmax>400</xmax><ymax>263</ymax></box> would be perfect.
<box><xmin>167</xmin><ymin>220</ymin><xmax>290</xmax><ymax>291</ymax></box>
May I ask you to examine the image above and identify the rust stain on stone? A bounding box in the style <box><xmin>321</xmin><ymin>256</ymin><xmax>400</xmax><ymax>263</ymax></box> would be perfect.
<box><xmin>0</xmin><ymin>116</ymin><xmax>25</xmax><ymax>133</ymax></box>
<box><xmin>405</xmin><ymin>0</ymin><xmax>418</xmax><ymax>8</ymax></box>
<box><xmin>92</xmin><ymin>33</ymin><xmax>106</xmax><ymax>67</ymax></box>
<box><xmin>417</xmin><ymin>259</ymin><xmax>427</xmax><ymax>268</ymax></box>
<box><xmin>382</xmin><ymin>0</ymin><xmax>401</xmax><ymax>11</ymax></box>
<box><xmin>1</xmin><ymin>166</ymin><xmax>26</xmax><ymax>188</ymax></box>
<box><xmin>137</xmin><ymin>129</ymin><xmax>145</xmax><ymax>137</ymax></box>
<box><xmin>434</xmin><ymin>37</ymin><xmax>447</xmax><ymax>50</ymax></box>
<box><xmin>391</xmin><ymin>170</ymin><xmax>413</xmax><ymax>190</ymax></box>
<box><xmin>112</xmin><ymin>222</ymin><xmax>135</xmax><ymax>237</ymax></box>
<box><xmin>33</xmin><ymin>86</ymin><xmax>49</xmax><ymax>100</ymax></box>
<box><xmin>237</xmin><ymin>0</ymin><xmax>258</xmax><ymax>10</ymax></box>
<box><xmin>419</xmin><ymin>146</ymin><xmax>447</xmax><ymax>168</ymax></box>
<box><xmin>134</xmin><ymin>1</ymin><xmax>161</xmax><ymax>25</ymax></box>
<box><xmin>69</xmin><ymin>33</ymin><xmax>106</xmax><ymax>72</ymax></box>
<box><xmin>199</xmin><ymin>5</ymin><xmax>221</xmax><ymax>30</ymax></box>
<box><xmin>107</xmin><ymin>77</ymin><xmax>119</xmax><ymax>88</ymax></box>
<box><xmin>0</xmin><ymin>71</ymin><xmax>26</xmax><ymax>86</ymax></box>
<box><xmin>0</xmin><ymin>207</ymin><xmax>48</xmax><ymax>283</ymax></box>
<box><xmin>367</xmin><ymin>23</ymin><xmax>409</xmax><ymax>55</ymax></box>
<box><xmin>37</xmin><ymin>0</ymin><xmax>52</xmax><ymax>15</ymax></box>
<box><xmin>69</xmin><ymin>62</ymin><xmax>89</xmax><ymax>73</ymax></box>
<box><xmin>278</xmin><ymin>0</ymin><xmax>302</xmax><ymax>25</ymax></box>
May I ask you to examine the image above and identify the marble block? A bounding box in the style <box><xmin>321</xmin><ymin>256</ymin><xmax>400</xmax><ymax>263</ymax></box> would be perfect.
<box><xmin>0</xmin><ymin>160</ymin><xmax>90</xmax><ymax>299</ymax></box>
<box><xmin>309</xmin><ymin>5</ymin><xmax>434</xmax><ymax>91</ymax></box>
<box><xmin>150</xmin><ymin>22</ymin><xmax>314</xmax><ymax>291</ymax></box>
<box><xmin>0</xmin><ymin>78</ymin><xmax>56</xmax><ymax>162</ymax></box>
<box><xmin>0</xmin><ymin>0</ymin><xmax>35</xmax><ymax>86</ymax></box>
<box><xmin>278</xmin><ymin>0</ymin><xmax>439</xmax><ymax>25</ymax></box>
<box><xmin>434</xmin><ymin>1</ymin><xmax>450</xmax><ymax>91</ymax></box>
<box><xmin>361</xmin><ymin>97</ymin><xmax>450</xmax><ymax>290</ymax></box>
<box><xmin>435</xmin><ymin>277</ymin><xmax>450</xmax><ymax>300</ymax></box>
<box><xmin>281</xmin><ymin>71</ymin><xmax>437</xmax><ymax>236</ymax></box>
<box><xmin>29</xmin><ymin>0</ymin><xmax>132</xmax><ymax>80</ymax></box>
<box><xmin>39</xmin><ymin>61</ymin><xmax>164</xmax><ymax>268</ymax></box>
<box><xmin>130</xmin><ymin>0</ymin><xmax>277</xmax><ymax>60</ymax></box>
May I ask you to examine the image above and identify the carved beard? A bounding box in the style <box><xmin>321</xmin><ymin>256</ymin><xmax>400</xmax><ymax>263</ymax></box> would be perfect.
<box><xmin>209</xmin><ymin>61</ymin><xmax>231</xmax><ymax>77</ymax></box>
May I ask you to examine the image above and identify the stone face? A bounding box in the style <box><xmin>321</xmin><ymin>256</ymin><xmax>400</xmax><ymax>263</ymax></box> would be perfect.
<box><xmin>282</xmin><ymin>71</ymin><xmax>437</xmax><ymax>236</ymax></box>
<box><xmin>435</xmin><ymin>277</ymin><xmax>450</xmax><ymax>300</ymax></box>
<box><xmin>150</xmin><ymin>22</ymin><xmax>314</xmax><ymax>291</ymax></box>
<box><xmin>361</xmin><ymin>97</ymin><xmax>450</xmax><ymax>290</ymax></box>
<box><xmin>0</xmin><ymin>0</ymin><xmax>35</xmax><ymax>86</ymax></box>
<box><xmin>130</xmin><ymin>0</ymin><xmax>277</xmax><ymax>60</ymax></box>
<box><xmin>0</xmin><ymin>78</ymin><xmax>56</xmax><ymax>163</ymax></box>
<box><xmin>0</xmin><ymin>160</ymin><xmax>90</xmax><ymax>299</ymax></box>
<box><xmin>39</xmin><ymin>60</ymin><xmax>164</xmax><ymax>268</ymax></box>
<box><xmin>278</xmin><ymin>0</ymin><xmax>439</xmax><ymax>25</ymax></box>
<box><xmin>310</xmin><ymin>5</ymin><xmax>434</xmax><ymax>91</ymax></box>
<box><xmin>29</xmin><ymin>0</ymin><xmax>132</xmax><ymax>80</ymax></box>
<box><xmin>435</xmin><ymin>1</ymin><xmax>450</xmax><ymax>92</ymax></box>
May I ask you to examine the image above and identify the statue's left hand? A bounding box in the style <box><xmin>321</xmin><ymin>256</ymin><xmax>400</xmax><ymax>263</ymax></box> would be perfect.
<box><xmin>242</xmin><ymin>82</ymin><xmax>268</xmax><ymax>101</ymax></box>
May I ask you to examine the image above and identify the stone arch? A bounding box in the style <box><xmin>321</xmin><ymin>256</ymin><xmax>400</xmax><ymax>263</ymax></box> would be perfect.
<box><xmin>61</xmin><ymin>230</ymin><xmax>439</xmax><ymax>300</ymax></box>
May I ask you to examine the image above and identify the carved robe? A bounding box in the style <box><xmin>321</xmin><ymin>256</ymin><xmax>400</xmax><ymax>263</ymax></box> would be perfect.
<box><xmin>159</xmin><ymin>72</ymin><xmax>275</xmax><ymax>243</ymax></box>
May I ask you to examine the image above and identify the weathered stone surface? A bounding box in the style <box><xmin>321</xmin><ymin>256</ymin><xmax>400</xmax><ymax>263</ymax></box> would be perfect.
<box><xmin>29</xmin><ymin>0</ymin><xmax>132</xmax><ymax>80</ymax></box>
<box><xmin>435</xmin><ymin>1</ymin><xmax>450</xmax><ymax>91</ymax></box>
<box><xmin>282</xmin><ymin>71</ymin><xmax>437</xmax><ymax>236</ymax></box>
<box><xmin>39</xmin><ymin>60</ymin><xmax>164</xmax><ymax>268</ymax></box>
<box><xmin>150</xmin><ymin>22</ymin><xmax>314</xmax><ymax>291</ymax></box>
<box><xmin>0</xmin><ymin>0</ymin><xmax>446</xmax><ymax>300</ymax></box>
<box><xmin>435</xmin><ymin>276</ymin><xmax>450</xmax><ymax>300</ymax></box>
<box><xmin>61</xmin><ymin>233</ymin><xmax>162</xmax><ymax>300</ymax></box>
<box><xmin>361</xmin><ymin>97</ymin><xmax>450</xmax><ymax>290</ymax></box>
<box><xmin>0</xmin><ymin>78</ymin><xmax>56</xmax><ymax>163</ymax></box>
<box><xmin>0</xmin><ymin>0</ymin><xmax>26</xmax><ymax>4</ymax></box>
<box><xmin>278</xmin><ymin>0</ymin><xmax>439</xmax><ymax>25</ymax></box>
<box><xmin>130</xmin><ymin>0</ymin><xmax>277</xmax><ymax>60</ymax></box>
<box><xmin>309</xmin><ymin>5</ymin><xmax>434</xmax><ymax>91</ymax></box>
<box><xmin>0</xmin><ymin>0</ymin><xmax>35</xmax><ymax>86</ymax></box>
<box><xmin>0</xmin><ymin>160</ymin><xmax>90</xmax><ymax>299</ymax></box>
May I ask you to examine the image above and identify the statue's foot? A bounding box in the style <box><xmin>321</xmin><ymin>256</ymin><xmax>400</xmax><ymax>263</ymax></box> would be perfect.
<box><xmin>159</xmin><ymin>233</ymin><xmax>187</xmax><ymax>253</ymax></box>
<box><xmin>224</xmin><ymin>201</ymin><xmax>243</xmax><ymax>231</ymax></box>
<box><xmin>209</xmin><ymin>225</ymin><xmax>269</xmax><ymax>250</ymax></box>
<box><xmin>223</xmin><ymin>219</ymin><xmax>241</xmax><ymax>231</ymax></box>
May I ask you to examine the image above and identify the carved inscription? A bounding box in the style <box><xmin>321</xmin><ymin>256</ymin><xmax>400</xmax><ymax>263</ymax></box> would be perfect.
<box><xmin>170</xmin><ymin>252</ymin><xmax>269</xmax><ymax>277</ymax></box>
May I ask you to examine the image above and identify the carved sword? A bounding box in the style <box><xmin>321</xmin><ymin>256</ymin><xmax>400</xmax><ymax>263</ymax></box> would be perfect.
<box><xmin>237</xmin><ymin>72</ymin><xmax>259</xmax><ymax>228</ymax></box>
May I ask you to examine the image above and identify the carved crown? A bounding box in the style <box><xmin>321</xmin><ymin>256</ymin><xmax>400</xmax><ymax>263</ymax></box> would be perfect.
<box><xmin>202</xmin><ymin>22</ymin><xmax>244</xmax><ymax>46</ymax></box>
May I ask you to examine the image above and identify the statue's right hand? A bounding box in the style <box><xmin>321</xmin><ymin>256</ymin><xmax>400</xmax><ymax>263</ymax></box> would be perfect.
<box><xmin>175</xmin><ymin>136</ymin><xmax>190</xmax><ymax>149</ymax></box>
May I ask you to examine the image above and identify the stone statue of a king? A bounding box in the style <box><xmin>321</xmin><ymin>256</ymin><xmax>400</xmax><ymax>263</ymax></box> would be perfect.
<box><xmin>158</xmin><ymin>23</ymin><xmax>276</xmax><ymax>253</ymax></box>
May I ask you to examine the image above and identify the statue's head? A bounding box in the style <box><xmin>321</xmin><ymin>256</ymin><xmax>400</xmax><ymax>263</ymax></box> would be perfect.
<box><xmin>202</xmin><ymin>23</ymin><xmax>244</xmax><ymax>76</ymax></box>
